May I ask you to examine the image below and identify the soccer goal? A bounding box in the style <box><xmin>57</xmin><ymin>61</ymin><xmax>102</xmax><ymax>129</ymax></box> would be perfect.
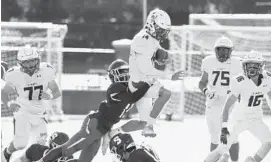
<box><xmin>167</xmin><ymin>14</ymin><xmax>271</xmax><ymax>119</ymax></box>
<box><xmin>1</xmin><ymin>22</ymin><xmax>68</xmax><ymax>118</ymax></box>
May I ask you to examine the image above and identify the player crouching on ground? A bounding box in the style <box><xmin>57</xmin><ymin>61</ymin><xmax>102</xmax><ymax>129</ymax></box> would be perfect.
<box><xmin>109</xmin><ymin>133</ymin><xmax>160</xmax><ymax>162</ymax></box>
<box><xmin>2</xmin><ymin>46</ymin><xmax>62</xmax><ymax>162</ymax></box>
<box><xmin>204</xmin><ymin>51</ymin><xmax>271</xmax><ymax>162</ymax></box>
<box><xmin>14</xmin><ymin>132</ymin><xmax>72</xmax><ymax>162</ymax></box>
<box><xmin>35</xmin><ymin>59</ymin><xmax>154</xmax><ymax>162</ymax></box>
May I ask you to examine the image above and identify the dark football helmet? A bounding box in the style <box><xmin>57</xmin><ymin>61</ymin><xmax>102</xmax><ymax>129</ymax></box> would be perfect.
<box><xmin>109</xmin><ymin>133</ymin><xmax>136</xmax><ymax>161</ymax></box>
<box><xmin>214</xmin><ymin>36</ymin><xmax>233</xmax><ymax>63</ymax></box>
<box><xmin>107</xmin><ymin>59</ymin><xmax>129</xmax><ymax>83</ymax></box>
<box><xmin>48</xmin><ymin>132</ymin><xmax>69</xmax><ymax>149</ymax></box>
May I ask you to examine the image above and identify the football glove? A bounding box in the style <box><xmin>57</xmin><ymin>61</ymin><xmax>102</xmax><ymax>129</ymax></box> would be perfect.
<box><xmin>220</xmin><ymin>127</ymin><xmax>230</xmax><ymax>144</ymax></box>
<box><xmin>203</xmin><ymin>88</ymin><xmax>216</xmax><ymax>100</ymax></box>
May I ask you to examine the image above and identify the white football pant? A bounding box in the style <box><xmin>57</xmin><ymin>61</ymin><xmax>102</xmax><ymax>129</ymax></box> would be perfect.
<box><xmin>13</xmin><ymin>111</ymin><xmax>48</xmax><ymax>149</ymax></box>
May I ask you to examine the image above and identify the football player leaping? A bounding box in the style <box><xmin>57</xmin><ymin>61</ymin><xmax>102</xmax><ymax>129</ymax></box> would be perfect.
<box><xmin>109</xmin><ymin>133</ymin><xmax>160</xmax><ymax>162</ymax></box>
<box><xmin>2</xmin><ymin>46</ymin><xmax>62</xmax><ymax>162</ymax></box>
<box><xmin>127</xmin><ymin>8</ymin><xmax>184</xmax><ymax>137</ymax></box>
<box><xmin>205</xmin><ymin>51</ymin><xmax>271</xmax><ymax>162</ymax></box>
<box><xmin>35</xmin><ymin>59</ymin><xmax>154</xmax><ymax>162</ymax></box>
<box><xmin>199</xmin><ymin>36</ymin><xmax>243</xmax><ymax>162</ymax></box>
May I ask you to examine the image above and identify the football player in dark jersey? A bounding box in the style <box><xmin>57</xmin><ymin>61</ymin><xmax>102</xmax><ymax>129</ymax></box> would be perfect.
<box><xmin>37</xmin><ymin>59</ymin><xmax>154</xmax><ymax>162</ymax></box>
<box><xmin>109</xmin><ymin>133</ymin><xmax>160</xmax><ymax>162</ymax></box>
<box><xmin>14</xmin><ymin>132</ymin><xmax>71</xmax><ymax>162</ymax></box>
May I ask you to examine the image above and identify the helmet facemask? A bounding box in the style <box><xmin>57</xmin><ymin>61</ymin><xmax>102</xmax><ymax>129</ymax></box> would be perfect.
<box><xmin>215</xmin><ymin>47</ymin><xmax>232</xmax><ymax>63</ymax></box>
<box><xmin>243</xmin><ymin>61</ymin><xmax>264</xmax><ymax>78</ymax></box>
<box><xmin>19</xmin><ymin>58</ymin><xmax>40</xmax><ymax>76</ymax></box>
<box><xmin>109</xmin><ymin>67</ymin><xmax>130</xmax><ymax>83</ymax></box>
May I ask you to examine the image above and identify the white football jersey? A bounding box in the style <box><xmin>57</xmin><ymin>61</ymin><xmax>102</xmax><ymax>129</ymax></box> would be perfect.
<box><xmin>230</xmin><ymin>71</ymin><xmax>271</xmax><ymax>121</ymax></box>
<box><xmin>4</xmin><ymin>62</ymin><xmax>56</xmax><ymax>115</ymax></box>
<box><xmin>129</xmin><ymin>29</ymin><xmax>165</xmax><ymax>81</ymax></box>
<box><xmin>201</xmin><ymin>55</ymin><xmax>243</xmax><ymax>97</ymax></box>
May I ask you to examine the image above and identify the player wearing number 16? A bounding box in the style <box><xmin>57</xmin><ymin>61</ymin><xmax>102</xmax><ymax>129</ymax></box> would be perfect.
<box><xmin>198</xmin><ymin>36</ymin><xmax>243</xmax><ymax>162</ymax></box>
<box><xmin>2</xmin><ymin>46</ymin><xmax>61</xmax><ymax>162</ymax></box>
<box><xmin>205</xmin><ymin>51</ymin><xmax>271</xmax><ymax>162</ymax></box>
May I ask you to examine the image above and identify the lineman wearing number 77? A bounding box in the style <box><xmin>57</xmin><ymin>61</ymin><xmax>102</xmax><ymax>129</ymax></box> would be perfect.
<box><xmin>2</xmin><ymin>46</ymin><xmax>61</xmax><ymax>162</ymax></box>
<box><xmin>205</xmin><ymin>51</ymin><xmax>271</xmax><ymax>162</ymax></box>
<box><xmin>198</xmin><ymin>36</ymin><xmax>243</xmax><ymax>162</ymax></box>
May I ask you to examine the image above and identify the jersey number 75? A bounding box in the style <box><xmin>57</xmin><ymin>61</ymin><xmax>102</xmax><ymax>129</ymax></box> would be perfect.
<box><xmin>212</xmin><ymin>71</ymin><xmax>230</xmax><ymax>86</ymax></box>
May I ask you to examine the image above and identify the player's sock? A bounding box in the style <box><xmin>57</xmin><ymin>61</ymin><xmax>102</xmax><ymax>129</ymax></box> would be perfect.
<box><xmin>229</xmin><ymin>142</ymin><xmax>239</xmax><ymax>162</ymax></box>
<box><xmin>42</xmin><ymin>146</ymin><xmax>62</xmax><ymax>162</ymax></box>
<box><xmin>210</xmin><ymin>143</ymin><xmax>218</xmax><ymax>151</ymax></box>
<box><xmin>253</xmin><ymin>142</ymin><xmax>271</xmax><ymax>162</ymax></box>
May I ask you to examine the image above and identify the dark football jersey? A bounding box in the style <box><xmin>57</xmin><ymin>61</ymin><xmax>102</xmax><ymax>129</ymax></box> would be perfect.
<box><xmin>125</xmin><ymin>145</ymin><xmax>160</xmax><ymax>162</ymax></box>
<box><xmin>99</xmin><ymin>82</ymin><xmax>150</xmax><ymax>124</ymax></box>
<box><xmin>25</xmin><ymin>144</ymin><xmax>73</xmax><ymax>162</ymax></box>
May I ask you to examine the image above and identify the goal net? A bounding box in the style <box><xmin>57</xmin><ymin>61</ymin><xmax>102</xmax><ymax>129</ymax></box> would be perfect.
<box><xmin>167</xmin><ymin>14</ymin><xmax>271</xmax><ymax>118</ymax></box>
<box><xmin>1</xmin><ymin>22</ymin><xmax>68</xmax><ymax>118</ymax></box>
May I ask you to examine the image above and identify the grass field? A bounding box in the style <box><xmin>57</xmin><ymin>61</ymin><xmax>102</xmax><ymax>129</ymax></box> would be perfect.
<box><xmin>1</xmin><ymin>116</ymin><xmax>271</xmax><ymax>162</ymax></box>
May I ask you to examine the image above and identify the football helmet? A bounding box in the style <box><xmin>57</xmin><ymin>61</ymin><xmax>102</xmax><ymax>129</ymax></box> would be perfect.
<box><xmin>48</xmin><ymin>132</ymin><xmax>69</xmax><ymax>149</ymax></box>
<box><xmin>109</xmin><ymin>133</ymin><xmax>136</xmax><ymax>161</ymax></box>
<box><xmin>107</xmin><ymin>59</ymin><xmax>129</xmax><ymax>83</ymax></box>
<box><xmin>145</xmin><ymin>8</ymin><xmax>171</xmax><ymax>42</ymax></box>
<box><xmin>214</xmin><ymin>36</ymin><xmax>233</xmax><ymax>62</ymax></box>
<box><xmin>17</xmin><ymin>46</ymin><xmax>40</xmax><ymax>75</ymax></box>
<box><xmin>242</xmin><ymin>50</ymin><xmax>265</xmax><ymax>78</ymax></box>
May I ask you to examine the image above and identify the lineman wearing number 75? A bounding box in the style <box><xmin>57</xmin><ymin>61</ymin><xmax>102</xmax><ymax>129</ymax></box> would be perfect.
<box><xmin>2</xmin><ymin>46</ymin><xmax>61</xmax><ymax>162</ymax></box>
<box><xmin>198</xmin><ymin>36</ymin><xmax>243</xmax><ymax>162</ymax></box>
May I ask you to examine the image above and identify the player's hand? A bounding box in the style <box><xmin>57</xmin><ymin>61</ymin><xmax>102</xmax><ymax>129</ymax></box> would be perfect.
<box><xmin>171</xmin><ymin>71</ymin><xmax>186</xmax><ymax>81</ymax></box>
<box><xmin>204</xmin><ymin>89</ymin><xmax>217</xmax><ymax>100</ymax></box>
<box><xmin>8</xmin><ymin>101</ymin><xmax>20</xmax><ymax>112</ymax></box>
<box><xmin>220</xmin><ymin>127</ymin><xmax>230</xmax><ymax>144</ymax></box>
<box><xmin>39</xmin><ymin>91</ymin><xmax>53</xmax><ymax>100</ymax></box>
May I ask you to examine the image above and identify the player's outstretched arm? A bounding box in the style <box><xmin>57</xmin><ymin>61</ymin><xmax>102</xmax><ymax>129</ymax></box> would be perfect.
<box><xmin>128</xmin><ymin>81</ymin><xmax>152</xmax><ymax>103</ymax></box>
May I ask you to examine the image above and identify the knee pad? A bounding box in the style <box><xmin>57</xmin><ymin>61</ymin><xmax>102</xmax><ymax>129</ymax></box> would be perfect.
<box><xmin>210</xmin><ymin>133</ymin><xmax>220</xmax><ymax>145</ymax></box>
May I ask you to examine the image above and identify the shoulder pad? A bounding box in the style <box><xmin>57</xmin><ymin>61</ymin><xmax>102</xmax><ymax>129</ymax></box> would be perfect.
<box><xmin>40</xmin><ymin>62</ymin><xmax>54</xmax><ymax>70</ymax></box>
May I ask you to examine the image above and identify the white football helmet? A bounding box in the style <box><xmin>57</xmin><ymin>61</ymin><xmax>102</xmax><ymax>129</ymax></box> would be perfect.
<box><xmin>145</xmin><ymin>8</ymin><xmax>171</xmax><ymax>42</ymax></box>
<box><xmin>242</xmin><ymin>50</ymin><xmax>265</xmax><ymax>78</ymax></box>
<box><xmin>17</xmin><ymin>46</ymin><xmax>40</xmax><ymax>75</ymax></box>
<box><xmin>214</xmin><ymin>36</ymin><xmax>233</xmax><ymax>62</ymax></box>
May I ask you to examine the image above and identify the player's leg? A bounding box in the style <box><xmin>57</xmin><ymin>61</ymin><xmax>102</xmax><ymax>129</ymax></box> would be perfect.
<box><xmin>205</xmin><ymin>108</ymin><xmax>221</xmax><ymax>151</ymax></box>
<box><xmin>31</xmin><ymin>117</ymin><xmax>48</xmax><ymax>145</ymax></box>
<box><xmin>229</xmin><ymin>142</ymin><xmax>239</xmax><ymax>162</ymax></box>
<box><xmin>3</xmin><ymin>113</ymin><xmax>31</xmax><ymax>162</ymax></box>
<box><xmin>247</xmin><ymin>120</ymin><xmax>271</xmax><ymax>162</ymax></box>
<box><xmin>78</xmin><ymin>139</ymin><xmax>101</xmax><ymax>162</ymax></box>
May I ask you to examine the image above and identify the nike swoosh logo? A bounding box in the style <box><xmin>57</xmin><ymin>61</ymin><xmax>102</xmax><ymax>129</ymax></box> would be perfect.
<box><xmin>110</xmin><ymin>93</ymin><xmax>121</xmax><ymax>101</ymax></box>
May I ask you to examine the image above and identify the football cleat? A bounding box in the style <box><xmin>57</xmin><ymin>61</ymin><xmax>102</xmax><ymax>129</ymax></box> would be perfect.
<box><xmin>141</xmin><ymin>125</ymin><xmax>156</xmax><ymax>138</ymax></box>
